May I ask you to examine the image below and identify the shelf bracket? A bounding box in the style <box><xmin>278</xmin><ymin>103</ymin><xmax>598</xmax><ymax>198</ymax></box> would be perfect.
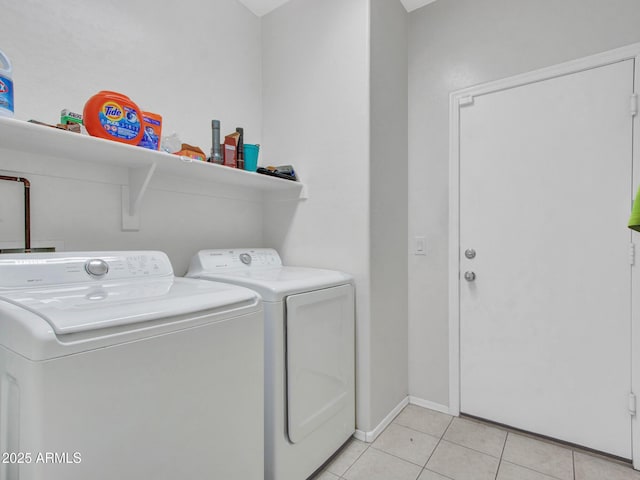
<box><xmin>299</xmin><ymin>183</ymin><xmax>309</xmax><ymax>200</ymax></box>
<box><xmin>121</xmin><ymin>163</ymin><xmax>156</xmax><ymax>231</ymax></box>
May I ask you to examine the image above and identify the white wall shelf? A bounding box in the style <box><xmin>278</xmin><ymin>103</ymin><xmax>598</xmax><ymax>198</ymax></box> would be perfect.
<box><xmin>0</xmin><ymin>117</ymin><xmax>304</xmax><ymax>230</ymax></box>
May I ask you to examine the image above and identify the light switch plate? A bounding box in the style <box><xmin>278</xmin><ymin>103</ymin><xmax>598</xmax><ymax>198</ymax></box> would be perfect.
<box><xmin>414</xmin><ymin>236</ymin><xmax>426</xmax><ymax>255</ymax></box>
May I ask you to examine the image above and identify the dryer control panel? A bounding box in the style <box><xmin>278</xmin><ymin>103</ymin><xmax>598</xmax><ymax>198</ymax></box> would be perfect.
<box><xmin>0</xmin><ymin>251</ymin><xmax>173</xmax><ymax>288</ymax></box>
<box><xmin>190</xmin><ymin>248</ymin><xmax>282</xmax><ymax>273</ymax></box>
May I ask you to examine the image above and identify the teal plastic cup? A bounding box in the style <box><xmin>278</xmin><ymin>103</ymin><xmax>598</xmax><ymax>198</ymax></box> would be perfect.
<box><xmin>244</xmin><ymin>144</ymin><xmax>259</xmax><ymax>172</ymax></box>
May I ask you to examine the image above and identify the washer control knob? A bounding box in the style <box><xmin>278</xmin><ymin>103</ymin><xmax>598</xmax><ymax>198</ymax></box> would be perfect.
<box><xmin>85</xmin><ymin>259</ymin><xmax>109</xmax><ymax>277</ymax></box>
<box><xmin>240</xmin><ymin>253</ymin><xmax>252</xmax><ymax>265</ymax></box>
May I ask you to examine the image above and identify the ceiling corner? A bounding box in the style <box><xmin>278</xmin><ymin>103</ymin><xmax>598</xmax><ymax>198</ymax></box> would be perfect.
<box><xmin>399</xmin><ymin>0</ymin><xmax>438</xmax><ymax>13</ymax></box>
<box><xmin>237</xmin><ymin>0</ymin><xmax>292</xmax><ymax>17</ymax></box>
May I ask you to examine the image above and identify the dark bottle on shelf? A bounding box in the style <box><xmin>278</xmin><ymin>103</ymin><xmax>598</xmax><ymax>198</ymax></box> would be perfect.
<box><xmin>236</xmin><ymin>127</ymin><xmax>244</xmax><ymax>170</ymax></box>
<box><xmin>211</xmin><ymin>120</ymin><xmax>223</xmax><ymax>164</ymax></box>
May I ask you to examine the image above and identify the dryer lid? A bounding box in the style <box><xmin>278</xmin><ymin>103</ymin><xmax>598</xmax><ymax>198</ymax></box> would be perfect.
<box><xmin>188</xmin><ymin>266</ymin><xmax>352</xmax><ymax>302</ymax></box>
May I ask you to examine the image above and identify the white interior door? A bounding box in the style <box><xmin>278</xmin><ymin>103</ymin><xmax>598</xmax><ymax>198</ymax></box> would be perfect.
<box><xmin>459</xmin><ymin>59</ymin><xmax>634</xmax><ymax>458</ymax></box>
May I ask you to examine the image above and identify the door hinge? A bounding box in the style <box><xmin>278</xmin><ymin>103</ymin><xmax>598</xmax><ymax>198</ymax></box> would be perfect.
<box><xmin>631</xmin><ymin>94</ymin><xmax>638</xmax><ymax>117</ymax></box>
<box><xmin>631</xmin><ymin>243</ymin><xmax>636</xmax><ymax>266</ymax></box>
<box><xmin>630</xmin><ymin>393</ymin><xmax>637</xmax><ymax>416</ymax></box>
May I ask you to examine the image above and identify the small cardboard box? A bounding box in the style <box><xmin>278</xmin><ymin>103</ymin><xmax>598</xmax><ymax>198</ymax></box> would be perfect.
<box><xmin>175</xmin><ymin>143</ymin><xmax>206</xmax><ymax>162</ymax></box>
<box><xmin>60</xmin><ymin>109</ymin><xmax>83</xmax><ymax>125</ymax></box>
<box><xmin>138</xmin><ymin>111</ymin><xmax>162</xmax><ymax>151</ymax></box>
<box><xmin>224</xmin><ymin>132</ymin><xmax>240</xmax><ymax>167</ymax></box>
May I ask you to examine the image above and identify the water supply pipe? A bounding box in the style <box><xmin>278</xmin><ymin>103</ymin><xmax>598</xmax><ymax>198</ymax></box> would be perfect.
<box><xmin>0</xmin><ymin>175</ymin><xmax>31</xmax><ymax>252</ymax></box>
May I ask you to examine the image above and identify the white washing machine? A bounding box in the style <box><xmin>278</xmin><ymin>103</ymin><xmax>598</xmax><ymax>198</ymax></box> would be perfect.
<box><xmin>187</xmin><ymin>248</ymin><xmax>355</xmax><ymax>480</ymax></box>
<box><xmin>0</xmin><ymin>251</ymin><xmax>264</xmax><ymax>480</ymax></box>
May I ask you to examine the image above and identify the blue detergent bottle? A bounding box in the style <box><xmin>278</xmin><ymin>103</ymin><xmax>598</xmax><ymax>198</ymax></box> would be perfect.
<box><xmin>0</xmin><ymin>50</ymin><xmax>14</xmax><ymax>118</ymax></box>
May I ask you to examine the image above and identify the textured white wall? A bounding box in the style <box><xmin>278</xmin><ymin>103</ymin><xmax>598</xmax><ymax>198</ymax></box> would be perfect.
<box><xmin>261</xmin><ymin>0</ymin><xmax>373</xmax><ymax>429</ymax></box>
<box><xmin>370</xmin><ymin>0</ymin><xmax>409</xmax><ymax>426</ymax></box>
<box><xmin>2</xmin><ymin>0</ymin><xmax>261</xmax><ymax>150</ymax></box>
<box><xmin>0</xmin><ymin>0</ymin><xmax>263</xmax><ymax>274</ymax></box>
<box><xmin>408</xmin><ymin>0</ymin><xmax>640</xmax><ymax>406</ymax></box>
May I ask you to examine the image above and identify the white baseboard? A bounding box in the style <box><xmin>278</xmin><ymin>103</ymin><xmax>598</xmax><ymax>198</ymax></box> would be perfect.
<box><xmin>354</xmin><ymin>396</ymin><xmax>410</xmax><ymax>443</ymax></box>
<box><xmin>353</xmin><ymin>430</ymin><xmax>366</xmax><ymax>442</ymax></box>
<box><xmin>408</xmin><ymin>396</ymin><xmax>452</xmax><ymax>415</ymax></box>
<box><xmin>353</xmin><ymin>396</ymin><xmax>454</xmax><ymax>444</ymax></box>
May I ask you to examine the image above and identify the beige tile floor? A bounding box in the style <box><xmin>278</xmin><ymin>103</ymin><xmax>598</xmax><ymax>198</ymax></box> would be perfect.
<box><xmin>312</xmin><ymin>405</ymin><xmax>640</xmax><ymax>480</ymax></box>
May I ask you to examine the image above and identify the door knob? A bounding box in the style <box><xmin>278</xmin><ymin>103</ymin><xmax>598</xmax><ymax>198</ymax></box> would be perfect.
<box><xmin>464</xmin><ymin>271</ymin><xmax>476</xmax><ymax>282</ymax></box>
<box><xmin>465</xmin><ymin>249</ymin><xmax>476</xmax><ymax>259</ymax></box>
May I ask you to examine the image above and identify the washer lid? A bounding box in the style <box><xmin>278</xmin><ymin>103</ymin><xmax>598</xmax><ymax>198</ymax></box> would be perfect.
<box><xmin>189</xmin><ymin>266</ymin><xmax>353</xmax><ymax>302</ymax></box>
<box><xmin>0</xmin><ymin>277</ymin><xmax>258</xmax><ymax>335</ymax></box>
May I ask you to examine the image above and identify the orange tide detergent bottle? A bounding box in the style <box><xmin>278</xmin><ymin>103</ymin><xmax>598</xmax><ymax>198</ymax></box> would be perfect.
<box><xmin>83</xmin><ymin>91</ymin><xmax>144</xmax><ymax>145</ymax></box>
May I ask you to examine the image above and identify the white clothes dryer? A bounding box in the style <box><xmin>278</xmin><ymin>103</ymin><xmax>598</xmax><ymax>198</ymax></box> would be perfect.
<box><xmin>187</xmin><ymin>248</ymin><xmax>355</xmax><ymax>480</ymax></box>
<box><xmin>0</xmin><ymin>251</ymin><xmax>264</xmax><ymax>480</ymax></box>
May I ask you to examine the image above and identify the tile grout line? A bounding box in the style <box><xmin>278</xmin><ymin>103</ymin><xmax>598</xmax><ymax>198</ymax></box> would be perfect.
<box><xmin>412</xmin><ymin>414</ymin><xmax>456</xmax><ymax>480</ymax></box>
<box><xmin>441</xmin><ymin>415</ymin><xmax>455</xmax><ymax>438</ymax></box>
<box><xmin>501</xmin><ymin>458</ymin><xmax>571</xmax><ymax>479</ymax></box>
<box><xmin>417</xmin><ymin>415</ymin><xmax>454</xmax><ymax>479</ymax></box>
<box><xmin>392</xmin><ymin>419</ymin><xmax>452</xmax><ymax>442</ymax></box>
<box><xmin>494</xmin><ymin>430</ymin><xmax>509</xmax><ymax>480</ymax></box>
<box><xmin>439</xmin><ymin>438</ymin><xmax>505</xmax><ymax>460</ymax></box>
<box><xmin>425</xmin><ymin>465</ymin><xmax>457</xmax><ymax>480</ymax></box>
<box><xmin>465</xmin><ymin>413</ymin><xmax>632</xmax><ymax>466</ymax></box>
<box><xmin>337</xmin><ymin>438</ymin><xmax>371</xmax><ymax>479</ymax></box>
<box><xmin>362</xmin><ymin>406</ymin><xmax>636</xmax><ymax>480</ymax></box>
<box><xmin>364</xmin><ymin>407</ymin><xmax>450</xmax><ymax>478</ymax></box>
<box><xmin>438</xmin><ymin>416</ymin><xmax>509</xmax><ymax>460</ymax></box>
<box><xmin>498</xmin><ymin>435</ymin><xmax>570</xmax><ymax>480</ymax></box>
<box><xmin>500</xmin><ymin>460</ymin><xmax>566</xmax><ymax>480</ymax></box>
<box><xmin>416</xmin><ymin>464</ymin><xmax>456</xmax><ymax>480</ymax></box>
<box><xmin>394</xmin><ymin>421</ymin><xmax>454</xmax><ymax>438</ymax></box>
<box><xmin>369</xmin><ymin>445</ymin><xmax>430</xmax><ymax>469</ymax></box>
<box><xmin>435</xmin><ymin>434</ymin><xmax>506</xmax><ymax>461</ymax></box>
